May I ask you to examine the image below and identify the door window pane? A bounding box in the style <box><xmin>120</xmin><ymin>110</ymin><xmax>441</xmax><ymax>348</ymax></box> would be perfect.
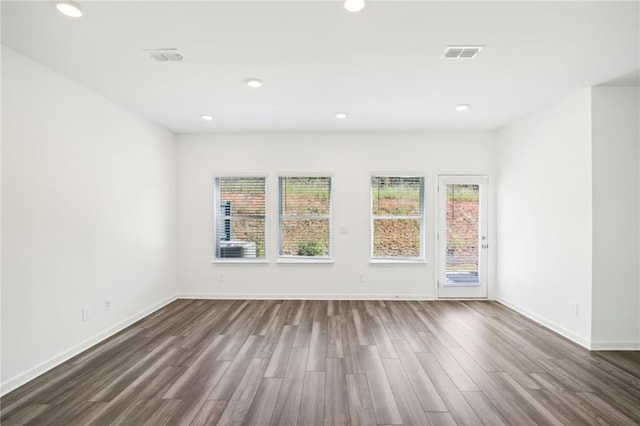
<box><xmin>445</xmin><ymin>184</ymin><xmax>479</xmax><ymax>283</ymax></box>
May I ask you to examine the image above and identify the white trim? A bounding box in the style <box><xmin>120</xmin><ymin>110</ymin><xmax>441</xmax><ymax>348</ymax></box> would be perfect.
<box><xmin>590</xmin><ymin>341</ymin><xmax>640</xmax><ymax>351</ymax></box>
<box><xmin>0</xmin><ymin>294</ymin><xmax>177</xmax><ymax>397</ymax></box>
<box><xmin>373</xmin><ymin>215</ymin><xmax>423</xmax><ymax>220</ymax></box>
<box><xmin>212</xmin><ymin>259</ymin><xmax>269</xmax><ymax>264</ymax></box>
<box><xmin>211</xmin><ymin>172</ymin><xmax>270</xmax><ymax>178</ymax></box>
<box><xmin>276</xmin><ymin>258</ymin><xmax>334</xmax><ymax>264</ymax></box>
<box><xmin>496</xmin><ymin>297</ymin><xmax>591</xmax><ymax>349</ymax></box>
<box><xmin>442</xmin><ymin>281</ymin><xmax>481</xmax><ymax>287</ymax></box>
<box><xmin>281</xmin><ymin>214</ymin><xmax>330</xmax><ymax>220</ymax></box>
<box><xmin>370</xmin><ymin>259</ymin><xmax>428</xmax><ymax>264</ymax></box>
<box><xmin>177</xmin><ymin>293</ymin><xmax>435</xmax><ymax>300</ymax></box>
<box><xmin>436</xmin><ymin>297</ymin><xmax>489</xmax><ymax>300</ymax></box>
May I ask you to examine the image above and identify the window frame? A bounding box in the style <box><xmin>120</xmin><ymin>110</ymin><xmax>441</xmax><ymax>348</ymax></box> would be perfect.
<box><xmin>370</xmin><ymin>174</ymin><xmax>426</xmax><ymax>263</ymax></box>
<box><xmin>278</xmin><ymin>175</ymin><xmax>333</xmax><ymax>263</ymax></box>
<box><xmin>212</xmin><ymin>175</ymin><xmax>269</xmax><ymax>263</ymax></box>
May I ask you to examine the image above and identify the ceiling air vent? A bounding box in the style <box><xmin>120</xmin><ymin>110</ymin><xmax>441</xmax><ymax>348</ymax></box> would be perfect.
<box><xmin>147</xmin><ymin>49</ymin><xmax>183</xmax><ymax>62</ymax></box>
<box><xmin>442</xmin><ymin>45</ymin><xmax>484</xmax><ymax>59</ymax></box>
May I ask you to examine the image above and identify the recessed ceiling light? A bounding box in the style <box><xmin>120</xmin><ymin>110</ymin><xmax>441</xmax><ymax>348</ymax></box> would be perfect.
<box><xmin>246</xmin><ymin>78</ymin><xmax>263</xmax><ymax>88</ymax></box>
<box><xmin>456</xmin><ymin>104</ymin><xmax>470</xmax><ymax>112</ymax></box>
<box><xmin>344</xmin><ymin>0</ymin><xmax>365</xmax><ymax>12</ymax></box>
<box><xmin>55</xmin><ymin>1</ymin><xmax>83</xmax><ymax>18</ymax></box>
<box><xmin>201</xmin><ymin>114</ymin><xmax>214</xmax><ymax>121</ymax></box>
<box><xmin>336</xmin><ymin>113</ymin><xmax>348</xmax><ymax>120</ymax></box>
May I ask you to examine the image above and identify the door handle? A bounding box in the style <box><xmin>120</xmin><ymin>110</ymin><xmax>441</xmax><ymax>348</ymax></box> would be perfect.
<box><xmin>482</xmin><ymin>244</ymin><xmax>489</xmax><ymax>249</ymax></box>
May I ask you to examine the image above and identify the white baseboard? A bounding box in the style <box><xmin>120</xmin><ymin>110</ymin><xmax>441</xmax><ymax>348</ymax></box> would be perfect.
<box><xmin>590</xmin><ymin>341</ymin><xmax>640</xmax><ymax>351</ymax></box>
<box><xmin>11</xmin><ymin>292</ymin><xmax>634</xmax><ymax>397</ymax></box>
<box><xmin>0</xmin><ymin>294</ymin><xmax>177</xmax><ymax>397</ymax></box>
<box><xmin>177</xmin><ymin>292</ymin><xmax>435</xmax><ymax>301</ymax></box>
<box><xmin>496</xmin><ymin>297</ymin><xmax>592</xmax><ymax>349</ymax></box>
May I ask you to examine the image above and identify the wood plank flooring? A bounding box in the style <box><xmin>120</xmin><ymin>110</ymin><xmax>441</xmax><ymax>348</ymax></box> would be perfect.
<box><xmin>2</xmin><ymin>300</ymin><xmax>640</xmax><ymax>425</ymax></box>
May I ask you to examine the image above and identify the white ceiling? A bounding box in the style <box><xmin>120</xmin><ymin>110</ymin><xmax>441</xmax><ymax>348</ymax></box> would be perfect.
<box><xmin>2</xmin><ymin>1</ymin><xmax>639</xmax><ymax>133</ymax></box>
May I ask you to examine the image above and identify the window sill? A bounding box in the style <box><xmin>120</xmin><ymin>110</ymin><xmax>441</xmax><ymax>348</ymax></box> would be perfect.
<box><xmin>370</xmin><ymin>258</ymin><xmax>428</xmax><ymax>264</ymax></box>
<box><xmin>277</xmin><ymin>258</ymin><xmax>335</xmax><ymax>264</ymax></box>
<box><xmin>211</xmin><ymin>259</ymin><xmax>270</xmax><ymax>264</ymax></box>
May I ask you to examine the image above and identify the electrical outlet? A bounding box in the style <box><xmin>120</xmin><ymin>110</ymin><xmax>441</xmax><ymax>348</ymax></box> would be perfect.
<box><xmin>358</xmin><ymin>273</ymin><xmax>364</xmax><ymax>283</ymax></box>
<box><xmin>82</xmin><ymin>306</ymin><xmax>89</xmax><ymax>322</ymax></box>
<box><xmin>569</xmin><ymin>301</ymin><xmax>579</xmax><ymax>316</ymax></box>
<box><xmin>218</xmin><ymin>272</ymin><xmax>224</xmax><ymax>282</ymax></box>
<box><xmin>105</xmin><ymin>299</ymin><xmax>111</xmax><ymax>312</ymax></box>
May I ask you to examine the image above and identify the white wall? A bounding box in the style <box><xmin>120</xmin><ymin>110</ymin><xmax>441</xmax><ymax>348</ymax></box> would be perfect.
<box><xmin>1</xmin><ymin>47</ymin><xmax>177</xmax><ymax>394</ymax></box>
<box><xmin>177</xmin><ymin>133</ymin><xmax>495</xmax><ymax>299</ymax></box>
<box><xmin>496</xmin><ymin>89</ymin><xmax>593</xmax><ymax>347</ymax></box>
<box><xmin>591</xmin><ymin>86</ymin><xmax>640</xmax><ymax>349</ymax></box>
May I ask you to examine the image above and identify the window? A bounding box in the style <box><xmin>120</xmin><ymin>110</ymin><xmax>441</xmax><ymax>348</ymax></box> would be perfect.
<box><xmin>214</xmin><ymin>177</ymin><xmax>266</xmax><ymax>260</ymax></box>
<box><xmin>371</xmin><ymin>176</ymin><xmax>425</xmax><ymax>260</ymax></box>
<box><xmin>279</xmin><ymin>176</ymin><xmax>332</xmax><ymax>258</ymax></box>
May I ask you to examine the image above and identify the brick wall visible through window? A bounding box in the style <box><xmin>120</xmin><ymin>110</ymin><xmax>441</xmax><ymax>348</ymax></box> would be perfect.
<box><xmin>371</xmin><ymin>176</ymin><xmax>425</xmax><ymax>259</ymax></box>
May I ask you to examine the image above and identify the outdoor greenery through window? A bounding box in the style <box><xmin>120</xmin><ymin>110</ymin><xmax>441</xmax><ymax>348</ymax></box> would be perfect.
<box><xmin>279</xmin><ymin>176</ymin><xmax>331</xmax><ymax>258</ymax></box>
<box><xmin>372</xmin><ymin>176</ymin><xmax>425</xmax><ymax>259</ymax></box>
<box><xmin>214</xmin><ymin>177</ymin><xmax>266</xmax><ymax>259</ymax></box>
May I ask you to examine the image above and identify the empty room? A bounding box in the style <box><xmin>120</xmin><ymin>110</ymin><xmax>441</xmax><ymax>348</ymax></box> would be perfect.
<box><xmin>1</xmin><ymin>0</ymin><xmax>639</xmax><ymax>424</ymax></box>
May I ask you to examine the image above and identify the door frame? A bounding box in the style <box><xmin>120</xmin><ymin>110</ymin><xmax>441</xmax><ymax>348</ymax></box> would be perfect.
<box><xmin>437</xmin><ymin>174</ymin><xmax>489</xmax><ymax>299</ymax></box>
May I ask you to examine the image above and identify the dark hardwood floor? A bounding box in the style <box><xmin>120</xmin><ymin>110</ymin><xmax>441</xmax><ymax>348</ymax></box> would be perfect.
<box><xmin>2</xmin><ymin>300</ymin><xmax>640</xmax><ymax>425</ymax></box>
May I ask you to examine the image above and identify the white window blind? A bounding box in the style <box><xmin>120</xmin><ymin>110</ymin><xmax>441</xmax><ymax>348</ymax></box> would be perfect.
<box><xmin>279</xmin><ymin>176</ymin><xmax>332</xmax><ymax>257</ymax></box>
<box><xmin>214</xmin><ymin>177</ymin><xmax>266</xmax><ymax>259</ymax></box>
<box><xmin>371</xmin><ymin>176</ymin><xmax>425</xmax><ymax>259</ymax></box>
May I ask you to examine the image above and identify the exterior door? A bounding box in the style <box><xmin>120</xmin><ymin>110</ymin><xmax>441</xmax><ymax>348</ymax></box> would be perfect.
<box><xmin>437</xmin><ymin>175</ymin><xmax>488</xmax><ymax>298</ymax></box>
